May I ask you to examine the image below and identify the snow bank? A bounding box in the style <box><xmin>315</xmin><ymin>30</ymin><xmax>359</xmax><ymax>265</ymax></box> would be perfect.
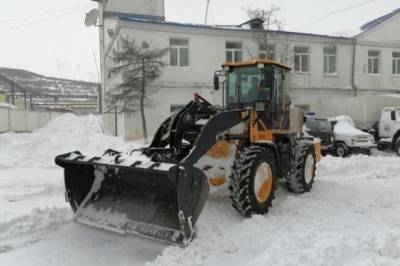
<box><xmin>148</xmin><ymin>155</ymin><xmax>400</xmax><ymax>266</ymax></box>
<box><xmin>0</xmin><ymin>113</ymin><xmax>400</xmax><ymax>265</ymax></box>
<box><xmin>0</xmin><ymin>207</ymin><xmax>72</xmax><ymax>241</ymax></box>
<box><xmin>0</xmin><ymin>114</ymin><xmax>138</xmax><ymax>168</ymax></box>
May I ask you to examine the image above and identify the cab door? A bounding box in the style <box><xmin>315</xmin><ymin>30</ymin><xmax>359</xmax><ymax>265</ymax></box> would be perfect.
<box><xmin>379</xmin><ymin>110</ymin><xmax>391</xmax><ymax>138</ymax></box>
<box><xmin>274</xmin><ymin>69</ymin><xmax>290</xmax><ymax>129</ymax></box>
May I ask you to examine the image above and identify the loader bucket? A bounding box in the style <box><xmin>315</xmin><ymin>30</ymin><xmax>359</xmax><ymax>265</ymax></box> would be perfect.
<box><xmin>55</xmin><ymin>151</ymin><xmax>209</xmax><ymax>245</ymax></box>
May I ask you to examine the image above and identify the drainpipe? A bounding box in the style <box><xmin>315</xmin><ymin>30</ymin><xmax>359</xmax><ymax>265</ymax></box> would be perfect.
<box><xmin>351</xmin><ymin>38</ymin><xmax>357</xmax><ymax>97</ymax></box>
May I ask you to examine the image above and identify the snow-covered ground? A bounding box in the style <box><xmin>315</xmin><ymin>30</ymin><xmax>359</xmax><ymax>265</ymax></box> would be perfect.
<box><xmin>0</xmin><ymin>115</ymin><xmax>399</xmax><ymax>265</ymax></box>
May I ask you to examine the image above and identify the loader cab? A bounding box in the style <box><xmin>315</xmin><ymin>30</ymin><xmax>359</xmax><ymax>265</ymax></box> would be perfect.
<box><xmin>222</xmin><ymin>60</ymin><xmax>292</xmax><ymax>129</ymax></box>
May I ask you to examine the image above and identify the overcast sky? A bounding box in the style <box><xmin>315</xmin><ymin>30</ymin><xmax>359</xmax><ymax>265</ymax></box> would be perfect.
<box><xmin>0</xmin><ymin>0</ymin><xmax>399</xmax><ymax>82</ymax></box>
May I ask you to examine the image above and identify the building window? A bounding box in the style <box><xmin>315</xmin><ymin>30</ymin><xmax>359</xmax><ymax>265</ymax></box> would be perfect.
<box><xmin>226</xmin><ymin>42</ymin><xmax>242</xmax><ymax>62</ymax></box>
<box><xmin>169</xmin><ymin>38</ymin><xmax>189</xmax><ymax>67</ymax></box>
<box><xmin>368</xmin><ymin>50</ymin><xmax>380</xmax><ymax>74</ymax></box>
<box><xmin>323</xmin><ymin>46</ymin><xmax>336</xmax><ymax>74</ymax></box>
<box><xmin>259</xmin><ymin>44</ymin><xmax>275</xmax><ymax>60</ymax></box>
<box><xmin>393</xmin><ymin>51</ymin><xmax>400</xmax><ymax>75</ymax></box>
<box><xmin>294</xmin><ymin>46</ymin><xmax>310</xmax><ymax>73</ymax></box>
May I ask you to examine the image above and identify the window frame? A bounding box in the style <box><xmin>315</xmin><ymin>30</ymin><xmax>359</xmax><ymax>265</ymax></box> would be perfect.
<box><xmin>368</xmin><ymin>50</ymin><xmax>380</xmax><ymax>75</ymax></box>
<box><xmin>225</xmin><ymin>41</ymin><xmax>243</xmax><ymax>63</ymax></box>
<box><xmin>259</xmin><ymin>43</ymin><xmax>275</xmax><ymax>60</ymax></box>
<box><xmin>293</xmin><ymin>46</ymin><xmax>310</xmax><ymax>73</ymax></box>
<box><xmin>169</xmin><ymin>38</ymin><xmax>189</xmax><ymax>67</ymax></box>
<box><xmin>323</xmin><ymin>46</ymin><xmax>337</xmax><ymax>75</ymax></box>
<box><xmin>392</xmin><ymin>51</ymin><xmax>400</xmax><ymax>76</ymax></box>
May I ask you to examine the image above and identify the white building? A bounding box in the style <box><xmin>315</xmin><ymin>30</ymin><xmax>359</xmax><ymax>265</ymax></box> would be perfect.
<box><xmin>92</xmin><ymin>0</ymin><xmax>400</xmax><ymax>140</ymax></box>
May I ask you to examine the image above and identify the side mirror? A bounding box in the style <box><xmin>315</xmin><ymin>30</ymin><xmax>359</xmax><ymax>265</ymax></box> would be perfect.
<box><xmin>391</xmin><ymin>110</ymin><xmax>396</xmax><ymax>121</ymax></box>
<box><xmin>214</xmin><ymin>76</ymin><xmax>219</xmax><ymax>91</ymax></box>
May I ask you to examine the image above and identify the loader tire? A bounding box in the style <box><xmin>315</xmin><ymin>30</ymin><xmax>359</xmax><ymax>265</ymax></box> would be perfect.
<box><xmin>229</xmin><ymin>146</ymin><xmax>276</xmax><ymax>217</ymax></box>
<box><xmin>394</xmin><ymin>138</ymin><xmax>400</xmax><ymax>156</ymax></box>
<box><xmin>286</xmin><ymin>143</ymin><xmax>316</xmax><ymax>193</ymax></box>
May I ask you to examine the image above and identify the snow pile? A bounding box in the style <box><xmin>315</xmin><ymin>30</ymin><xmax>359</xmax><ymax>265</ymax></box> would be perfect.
<box><xmin>148</xmin><ymin>154</ymin><xmax>400</xmax><ymax>266</ymax></box>
<box><xmin>0</xmin><ymin>114</ymin><xmax>138</xmax><ymax>168</ymax></box>
<box><xmin>0</xmin><ymin>208</ymin><xmax>72</xmax><ymax>241</ymax></box>
<box><xmin>0</xmin><ymin>113</ymin><xmax>399</xmax><ymax>265</ymax></box>
<box><xmin>334</xmin><ymin>120</ymin><xmax>370</xmax><ymax>136</ymax></box>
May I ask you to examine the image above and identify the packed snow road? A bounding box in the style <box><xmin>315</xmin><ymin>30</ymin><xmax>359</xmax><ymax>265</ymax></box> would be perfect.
<box><xmin>0</xmin><ymin>115</ymin><xmax>399</xmax><ymax>265</ymax></box>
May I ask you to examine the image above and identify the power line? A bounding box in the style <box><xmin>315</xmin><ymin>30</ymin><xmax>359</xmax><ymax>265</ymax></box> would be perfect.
<box><xmin>293</xmin><ymin>0</ymin><xmax>378</xmax><ymax>30</ymax></box>
<box><xmin>0</xmin><ymin>4</ymin><xmax>92</xmax><ymax>23</ymax></box>
<box><xmin>0</xmin><ymin>6</ymin><xmax>91</xmax><ymax>31</ymax></box>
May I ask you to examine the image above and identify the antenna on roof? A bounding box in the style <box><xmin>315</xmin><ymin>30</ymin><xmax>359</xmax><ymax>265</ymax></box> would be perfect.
<box><xmin>204</xmin><ymin>0</ymin><xmax>210</xmax><ymax>25</ymax></box>
<box><xmin>85</xmin><ymin>8</ymin><xmax>99</xmax><ymax>27</ymax></box>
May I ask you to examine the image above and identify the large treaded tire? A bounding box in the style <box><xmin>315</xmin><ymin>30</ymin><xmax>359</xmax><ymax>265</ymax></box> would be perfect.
<box><xmin>394</xmin><ymin>138</ymin><xmax>400</xmax><ymax>156</ymax></box>
<box><xmin>229</xmin><ymin>146</ymin><xmax>277</xmax><ymax>217</ymax></box>
<box><xmin>286</xmin><ymin>142</ymin><xmax>316</xmax><ymax>193</ymax></box>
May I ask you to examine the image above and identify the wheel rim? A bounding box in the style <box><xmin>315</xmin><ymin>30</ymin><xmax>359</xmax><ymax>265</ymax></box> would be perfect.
<box><xmin>254</xmin><ymin>162</ymin><xmax>273</xmax><ymax>203</ymax></box>
<box><xmin>304</xmin><ymin>154</ymin><xmax>315</xmax><ymax>184</ymax></box>
<box><xmin>337</xmin><ymin>145</ymin><xmax>345</xmax><ymax>157</ymax></box>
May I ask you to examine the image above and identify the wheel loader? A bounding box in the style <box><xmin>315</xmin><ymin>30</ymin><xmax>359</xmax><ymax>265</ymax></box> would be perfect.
<box><xmin>55</xmin><ymin>60</ymin><xmax>321</xmax><ymax>245</ymax></box>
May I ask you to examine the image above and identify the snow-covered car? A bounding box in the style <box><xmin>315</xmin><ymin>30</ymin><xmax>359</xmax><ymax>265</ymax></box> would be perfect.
<box><xmin>328</xmin><ymin>116</ymin><xmax>376</xmax><ymax>157</ymax></box>
<box><xmin>303</xmin><ymin>118</ymin><xmax>334</xmax><ymax>156</ymax></box>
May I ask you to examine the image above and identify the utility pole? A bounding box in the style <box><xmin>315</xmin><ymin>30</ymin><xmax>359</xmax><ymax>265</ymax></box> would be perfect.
<box><xmin>11</xmin><ymin>81</ymin><xmax>15</xmax><ymax>105</ymax></box>
<box><xmin>23</xmin><ymin>90</ymin><xmax>27</xmax><ymax>109</ymax></box>
<box><xmin>205</xmin><ymin>0</ymin><xmax>211</xmax><ymax>25</ymax></box>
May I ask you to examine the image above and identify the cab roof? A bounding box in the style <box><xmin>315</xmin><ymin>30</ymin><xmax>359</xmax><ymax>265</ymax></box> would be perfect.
<box><xmin>222</xmin><ymin>59</ymin><xmax>292</xmax><ymax>70</ymax></box>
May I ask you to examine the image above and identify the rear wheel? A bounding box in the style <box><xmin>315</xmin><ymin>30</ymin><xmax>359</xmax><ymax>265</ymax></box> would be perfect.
<box><xmin>335</xmin><ymin>143</ymin><xmax>349</xmax><ymax>157</ymax></box>
<box><xmin>394</xmin><ymin>138</ymin><xmax>400</xmax><ymax>156</ymax></box>
<box><xmin>286</xmin><ymin>143</ymin><xmax>316</xmax><ymax>193</ymax></box>
<box><xmin>229</xmin><ymin>146</ymin><xmax>277</xmax><ymax>217</ymax></box>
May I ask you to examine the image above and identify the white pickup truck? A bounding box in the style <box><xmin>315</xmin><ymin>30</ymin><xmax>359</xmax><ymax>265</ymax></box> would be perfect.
<box><xmin>328</xmin><ymin>116</ymin><xmax>376</xmax><ymax>157</ymax></box>
<box><xmin>371</xmin><ymin>107</ymin><xmax>400</xmax><ymax>156</ymax></box>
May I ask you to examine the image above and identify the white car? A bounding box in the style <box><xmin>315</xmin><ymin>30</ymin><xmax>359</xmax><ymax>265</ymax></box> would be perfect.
<box><xmin>328</xmin><ymin>116</ymin><xmax>376</xmax><ymax>157</ymax></box>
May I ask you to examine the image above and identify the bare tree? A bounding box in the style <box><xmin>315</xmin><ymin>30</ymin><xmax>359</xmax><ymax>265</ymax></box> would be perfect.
<box><xmin>244</xmin><ymin>4</ymin><xmax>291</xmax><ymax>63</ymax></box>
<box><xmin>107</xmin><ymin>37</ymin><xmax>168</xmax><ymax>142</ymax></box>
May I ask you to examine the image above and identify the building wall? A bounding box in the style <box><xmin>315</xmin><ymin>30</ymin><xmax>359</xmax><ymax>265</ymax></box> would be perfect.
<box><xmin>98</xmin><ymin>11</ymin><xmax>400</xmax><ymax>139</ymax></box>
<box><xmin>354</xmin><ymin>14</ymin><xmax>400</xmax><ymax>92</ymax></box>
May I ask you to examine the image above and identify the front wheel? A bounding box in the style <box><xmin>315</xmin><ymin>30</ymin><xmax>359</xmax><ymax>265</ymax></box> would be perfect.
<box><xmin>394</xmin><ymin>138</ymin><xmax>400</xmax><ymax>156</ymax></box>
<box><xmin>335</xmin><ymin>143</ymin><xmax>349</xmax><ymax>157</ymax></box>
<box><xmin>229</xmin><ymin>146</ymin><xmax>277</xmax><ymax>217</ymax></box>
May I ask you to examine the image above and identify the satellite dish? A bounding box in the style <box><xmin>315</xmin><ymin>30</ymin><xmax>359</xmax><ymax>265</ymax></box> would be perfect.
<box><xmin>85</xmin><ymin>9</ymin><xmax>99</xmax><ymax>27</ymax></box>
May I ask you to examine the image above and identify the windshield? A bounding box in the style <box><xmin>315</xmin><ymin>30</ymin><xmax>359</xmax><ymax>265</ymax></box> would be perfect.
<box><xmin>305</xmin><ymin>119</ymin><xmax>331</xmax><ymax>131</ymax></box>
<box><xmin>227</xmin><ymin>65</ymin><xmax>274</xmax><ymax>106</ymax></box>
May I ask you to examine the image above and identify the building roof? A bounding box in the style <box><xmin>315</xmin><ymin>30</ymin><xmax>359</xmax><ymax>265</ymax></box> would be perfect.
<box><xmin>116</xmin><ymin>14</ymin><xmax>351</xmax><ymax>40</ymax></box>
<box><xmin>223</xmin><ymin>59</ymin><xmax>291</xmax><ymax>70</ymax></box>
<box><xmin>360</xmin><ymin>8</ymin><xmax>400</xmax><ymax>32</ymax></box>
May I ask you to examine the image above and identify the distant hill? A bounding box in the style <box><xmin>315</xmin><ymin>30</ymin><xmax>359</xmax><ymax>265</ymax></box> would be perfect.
<box><xmin>0</xmin><ymin>67</ymin><xmax>98</xmax><ymax>97</ymax></box>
